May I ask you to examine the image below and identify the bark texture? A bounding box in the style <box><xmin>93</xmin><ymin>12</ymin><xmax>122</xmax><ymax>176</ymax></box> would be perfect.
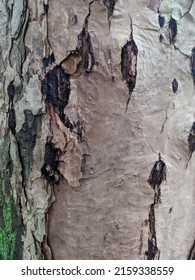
<box><xmin>0</xmin><ymin>0</ymin><xmax>195</xmax><ymax>260</ymax></box>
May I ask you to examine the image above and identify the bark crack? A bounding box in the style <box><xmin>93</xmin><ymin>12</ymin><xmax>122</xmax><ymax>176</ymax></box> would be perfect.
<box><xmin>180</xmin><ymin>0</ymin><xmax>194</xmax><ymax>20</ymax></box>
<box><xmin>121</xmin><ymin>17</ymin><xmax>138</xmax><ymax>113</ymax></box>
<box><xmin>59</xmin><ymin>1</ymin><xmax>95</xmax><ymax>76</ymax></box>
<box><xmin>9</xmin><ymin>2</ymin><xmax>29</xmax><ymax>78</ymax></box>
<box><xmin>102</xmin><ymin>0</ymin><xmax>117</xmax><ymax>30</ymax></box>
<box><xmin>188</xmin><ymin>239</ymin><xmax>195</xmax><ymax>259</ymax></box>
<box><xmin>173</xmin><ymin>45</ymin><xmax>190</xmax><ymax>58</ymax></box>
<box><xmin>160</xmin><ymin>106</ymin><xmax>169</xmax><ymax>135</ymax></box>
<box><xmin>186</xmin><ymin>122</ymin><xmax>195</xmax><ymax>169</ymax></box>
<box><xmin>145</xmin><ymin>153</ymin><xmax>167</xmax><ymax>259</ymax></box>
<box><xmin>132</xmin><ymin>23</ymin><xmax>160</xmax><ymax>33</ymax></box>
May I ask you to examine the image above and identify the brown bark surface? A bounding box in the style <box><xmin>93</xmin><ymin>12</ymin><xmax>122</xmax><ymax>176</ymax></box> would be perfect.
<box><xmin>0</xmin><ymin>0</ymin><xmax>195</xmax><ymax>260</ymax></box>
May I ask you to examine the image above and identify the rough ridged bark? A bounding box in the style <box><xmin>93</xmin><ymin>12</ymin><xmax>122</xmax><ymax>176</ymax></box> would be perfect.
<box><xmin>0</xmin><ymin>0</ymin><xmax>194</xmax><ymax>260</ymax></box>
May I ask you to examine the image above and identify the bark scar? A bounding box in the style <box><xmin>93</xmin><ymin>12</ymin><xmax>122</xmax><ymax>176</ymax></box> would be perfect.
<box><xmin>121</xmin><ymin>16</ymin><xmax>138</xmax><ymax>113</ymax></box>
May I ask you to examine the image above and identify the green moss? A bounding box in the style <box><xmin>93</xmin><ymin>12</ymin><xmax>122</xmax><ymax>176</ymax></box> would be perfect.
<box><xmin>0</xmin><ymin>197</ymin><xmax>16</xmax><ymax>260</ymax></box>
<box><xmin>0</xmin><ymin>138</ymin><xmax>24</xmax><ymax>259</ymax></box>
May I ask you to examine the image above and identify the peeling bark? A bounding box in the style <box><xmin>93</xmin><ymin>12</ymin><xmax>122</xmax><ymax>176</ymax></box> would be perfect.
<box><xmin>0</xmin><ymin>0</ymin><xmax>195</xmax><ymax>260</ymax></box>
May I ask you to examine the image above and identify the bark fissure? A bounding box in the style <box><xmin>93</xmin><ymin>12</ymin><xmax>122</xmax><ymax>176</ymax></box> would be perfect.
<box><xmin>190</xmin><ymin>47</ymin><xmax>195</xmax><ymax>86</ymax></box>
<box><xmin>7</xmin><ymin>81</ymin><xmax>16</xmax><ymax>136</ymax></box>
<box><xmin>146</xmin><ymin>203</ymin><xmax>160</xmax><ymax>260</ymax></box>
<box><xmin>132</xmin><ymin>24</ymin><xmax>160</xmax><ymax>33</ymax></box>
<box><xmin>9</xmin><ymin>2</ymin><xmax>29</xmax><ymax>78</ymax></box>
<box><xmin>59</xmin><ymin>1</ymin><xmax>95</xmax><ymax>76</ymax></box>
<box><xmin>188</xmin><ymin>239</ymin><xmax>195</xmax><ymax>260</ymax></box>
<box><xmin>102</xmin><ymin>0</ymin><xmax>116</xmax><ymax>29</ymax></box>
<box><xmin>74</xmin><ymin>1</ymin><xmax>95</xmax><ymax>75</ymax></box>
<box><xmin>121</xmin><ymin>20</ymin><xmax>138</xmax><ymax>113</ymax></box>
<box><xmin>103</xmin><ymin>0</ymin><xmax>116</xmax><ymax>19</ymax></box>
<box><xmin>146</xmin><ymin>154</ymin><xmax>167</xmax><ymax>259</ymax></box>
<box><xmin>76</xmin><ymin>30</ymin><xmax>95</xmax><ymax>75</ymax></box>
<box><xmin>180</xmin><ymin>0</ymin><xmax>194</xmax><ymax>19</ymax></box>
<box><xmin>160</xmin><ymin>107</ymin><xmax>169</xmax><ymax>135</ymax></box>
<box><xmin>186</xmin><ymin>122</ymin><xmax>195</xmax><ymax>168</ymax></box>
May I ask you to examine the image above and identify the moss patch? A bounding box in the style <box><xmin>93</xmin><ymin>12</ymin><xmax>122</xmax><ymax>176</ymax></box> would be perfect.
<box><xmin>0</xmin><ymin>137</ymin><xmax>23</xmax><ymax>259</ymax></box>
<box><xmin>0</xmin><ymin>194</ymin><xmax>16</xmax><ymax>260</ymax></box>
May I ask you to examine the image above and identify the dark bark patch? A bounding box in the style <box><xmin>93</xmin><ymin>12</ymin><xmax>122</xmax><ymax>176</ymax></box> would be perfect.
<box><xmin>16</xmin><ymin>110</ymin><xmax>43</xmax><ymax>187</ymax></box>
<box><xmin>7</xmin><ymin>81</ymin><xmax>15</xmax><ymax>106</ymax></box>
<box><xmin>121</xmin><ymin>40</ymin><xmax>138</xmax><ymax>93</ymax></box>
<box><xmin>145</xmin><ymin>203</ymin><xmax>159</xmax><ymax>260</ymax></box>
<box><xmin>41</xmin><ymin>138</ymin><xmax>62</xmax><ymax>186</ymax></box>
<box><xmin>188</xmin><ymin>122</ymin><xmax>195</xmax><ymax>153</ymax></box>
<box><xmin>42</xmin><ymin>66</ymin><xmax>70</xmax><ymax>123</ymax></box>
<box><xmin>71</xmin><ymin>14</ymin><xmax>78</xmax><ymax>26</ymax></box>
<box><xmin>42</xmin><ymin>52</ymin><xmax>55</xmax><ymax>68</ymax></box>
<box><xmin>172</xmin><ymin>78</ymin><xmax>178</xmax><ymax>93</ymax></box>
<box><xmin>168</xmin><ymin>17</ymin><xmax>177</xmax><ymax>44</ymax></box>
<box><xmin>76</xmin><ymin>31</ymin><xmax>95</xmax><ymax>74</ymax></box>
<box><xmin>8</xmin><ymin>108</ymin><xmax>16</xmax><ymax>136</ymax></box>
<box><xmin>145</xmin><ymin>239</ymin><xmax>159</xmax><ymax>260</ymax></box>
<box><xmin>190</xmin><ymin>47</ymin><xmax>195</xmax><ymax>85</ymax></box>
<box><xmin>7</xmin><ymin>5</ymin><xmax>13</xmax><ymax>19</ymax></box>
<box><xmin>63</xmin><ymin>116</ymin><xmax>74</xmax><ymax>131</ymax></box>
<box><xmin>148</xmin><ymin>158</ymin><xmax>166</xmax><ymax>188</ymax></box>
<box><xmin>103</xmin><ymin>0</ymin><xmax>116</xmax><ymax>18</ymax></box>
<box><xmin>12</xmin><ymin>201</ymin><xmax>24</xmax><ymax>260</ymax></box>
<box><xmin>159</xmin><ymin>34</ymin><xmax>164</xmax><ymax>42</ymax></box>
<box><xmin>73</xmin><ymin>120</ymin><xmax>85</xmax><ymax>143</ymax></box>
<box><xmin>43</xmin><ymin>3</ymin><xmax>49</xmax><ymax>14</ymax></box>
<box><xmin>169</xmin><ymin>207</ymin><xmax>172</xmax><ymax>214</ymax></box>
<box><xmin>146</xmin><ymin>155</ymin><xmax>166</xmax><ymax>259</ymax></box>
<box><xmin>64</xmin><ymin>117</ymin><xmax>85</xmax><ymax>142</ymax></box>
<box><xmin>158</xmin><ymin>15</ymin><xmax>165</xmax><ymax>28</ymax></box>
<box><xmin>188</xmin><ymin>240</ymin><xmax>195</xmax><ymax>260</ymax></box>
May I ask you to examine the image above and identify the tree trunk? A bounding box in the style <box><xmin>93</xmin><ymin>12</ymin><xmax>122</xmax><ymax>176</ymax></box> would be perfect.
<box><xmin>0</xmin><ymin>0</ymin><xmax>194</xmax><ymax>260</ymax></box>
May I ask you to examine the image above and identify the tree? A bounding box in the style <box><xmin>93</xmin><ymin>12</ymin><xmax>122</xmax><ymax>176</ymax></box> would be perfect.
<box><xmin>0</xmin><ymin>0</ymin><xmax>194</xmax><ymax>260</ymax></box>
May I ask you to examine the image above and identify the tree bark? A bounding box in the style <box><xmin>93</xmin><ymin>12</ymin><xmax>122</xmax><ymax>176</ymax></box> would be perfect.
<box><xmin>0</xmin><ymin>0</ymin><xmax>194</xmax><ymax>260</ymax></box>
